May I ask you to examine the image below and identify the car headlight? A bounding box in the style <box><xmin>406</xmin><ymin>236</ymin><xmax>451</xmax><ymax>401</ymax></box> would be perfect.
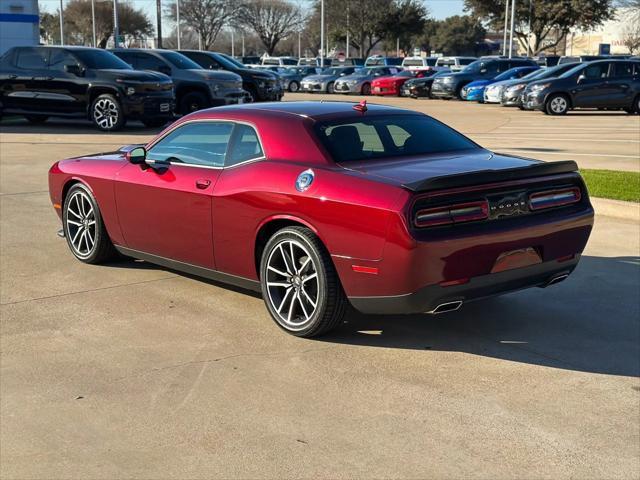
<box><xmin>507</xmin><ymin>83</ymin><xmax>526</xmax><ymax>92</ymax></box>
<box><xmin>348</xmin><ymin>80</ymin><xmax>358</xmax><ymax>85</ymax></box>
<box><xmin>442</xmin><ymin>76</ymin><xmax>454</xmax><ymax>83</ymax></box>
<box><xmin>125</xmin><ymin>86</ymin><xmax>136</xmax><ymax>96</ymax></box>
<box><xmin>530</xmin><ymin>83</ymin><xmax>551</xmax><ymax>92</ymax></box>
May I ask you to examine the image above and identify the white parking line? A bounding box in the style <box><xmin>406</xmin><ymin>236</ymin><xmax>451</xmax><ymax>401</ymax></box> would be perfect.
<box><xmin>496</xmin><ymin>149</ymin><xmax>639</xmax><ymax>159</ymax></box>
<box><xmin>496</xmin><ymin>126</ymin><xmax>640</xmax><ymax>132</ymax></box>
<box><xmin>474</xmin><ymin>136</ymin><xmax>640</xmax><ymax>144</ymax></box>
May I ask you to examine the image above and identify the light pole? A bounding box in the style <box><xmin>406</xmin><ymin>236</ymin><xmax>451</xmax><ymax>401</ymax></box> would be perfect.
<box><xmin>298</xmin><ymin>31</ymin><xmax>301</xmax><ymax>58</ymax></box>
<box><xmin>59</xmin><ymin>0</ymin><xmax>64</xmax><ymax>45</ymax></box>
<box><xmin>231</xmin><ymin>29</ymin><xmax>235</xmax><ymax>57</ymax></box>
<box><xmin>502</xmin><ymin>0</ymin><xmax>509</xmax><ymax>56</ymax></box>
<box><xmin>176</xmin><ymin>0</ymin><xmax>181</xmax><ymax>49</ymax></box>
<box><xmin>113</xmin><ymin>0</ymin><xmax>120</xmax><ymax>48</ymax></box>
<box><xmin>527</xmin><ymin>0</ymin><xmax>532</xmax><ymax>57</ymax></box>
<box><xmin>91</xmin><ymin>0</ymin><xmax>96</xmax><ymax>47</ymax></box>
<box><xmin>346</xmin><ymin>4</ymin><xmax>349</xmax><ymax>59</ymax></box>
<box><xmin>242</xmin><ymin>34</ymin><xmax>245</xmax><ymax>57</ymax></box>
<box><xmin>320</xmin><ymin>0</ymin><xmax>324</xmax><ymax>64</ymax></box>
<box><xmin>156</xmin><ymin>0</ymin><xmax>163</xmax><ymax>48</ymax></box>
<box><xmin>508</xmin><ymin>0</ymin><xmax>516</xmax><ymax>58</ymax></box>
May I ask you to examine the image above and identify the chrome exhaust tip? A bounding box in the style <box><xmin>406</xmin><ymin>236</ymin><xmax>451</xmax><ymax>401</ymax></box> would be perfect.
<box><xmin>429</xmin><ymin>300</ymin><xmax>463</xmax><ymax>315</ymax></box>
<box><xmin>545</xmin><ymin>273</ymin><xmax>569</xmax><ymax>287</ymax></box>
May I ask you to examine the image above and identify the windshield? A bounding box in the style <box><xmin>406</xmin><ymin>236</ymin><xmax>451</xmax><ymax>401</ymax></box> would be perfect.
<box><xmin>157</xmin><ymin>51</ymin><xmax>202</xmax><ymax>69</ymax></box>
<box><xmin>219</xmin><ymin>53</ymin><xmax>245</xmax><ymax>69</ymax></box>
<box><xmin>522</xmin><ymin>69</ymin><xmax>546</xmax><ymax>80</ymax></box>
<box><xmin>461</xmin><ymin>60</ymin><xmax>482</xmax><ymax>73</ymax></box>
<box><xmin>494</xmin><ymin>68</ymin><xmax>529</xmax><ymax>81</ymax></box>
<box><xmin>559</xmin><ymin>63</ymin><xmax>588</xmax><ymax>78</ymax></box>
<box><xmin>75</xmin><ymin>49</ymin><xmax>132</xmax><ymax>70</ymax></box>
<box><xmin>315</xmin><ymin>115</ymin><xmax>478</xmax><ymax>163</ymax></box>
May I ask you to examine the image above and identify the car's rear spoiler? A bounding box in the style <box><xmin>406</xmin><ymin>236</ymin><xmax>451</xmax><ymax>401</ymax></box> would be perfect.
<box><xmin>402</xmin><ymin>160</ymin><xmax>579</xmax><ymax>193</ymax></box>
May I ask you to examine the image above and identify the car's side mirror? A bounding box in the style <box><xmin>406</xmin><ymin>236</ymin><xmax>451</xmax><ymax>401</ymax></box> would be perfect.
<box><xmin>577</xmin><ymin>74</ymin><xmax>587</xmax><ymax>84</ymax></box>
<box><xmin>127</xmin><ymin>146</ymin><xmax>147</xmax><ymax>164</ymax></box>
<box><xmin>64</xmin><ymin>64</ymin><xmax>84</xmax><ymax>76</ymax></box>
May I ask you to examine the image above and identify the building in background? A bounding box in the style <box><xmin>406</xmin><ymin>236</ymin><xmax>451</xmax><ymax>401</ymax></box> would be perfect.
<box><xmin>0</xmin><ymin>0</ymin><xmax>39</xmax><ymax>55</ymax></box>
<box><xmin>565</xmin><ymin>7</ymin><xmax>639</xmax><ymax>55</ymax></box>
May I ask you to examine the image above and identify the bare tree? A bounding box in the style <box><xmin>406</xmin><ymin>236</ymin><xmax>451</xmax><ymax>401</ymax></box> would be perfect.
<box><xmin>622</xmin><ymin>21</ymin><xmax>640</xmax><ymax>54</ymax></box>
<box><xmin>237</xmin><ymin>0</ymin><xmax>305</xmax><ymax>55</ymax></box>
<box><xmin>165</xmin><ymin>0</ymin><xmax>235</xmax><ymax>50</ymax></box>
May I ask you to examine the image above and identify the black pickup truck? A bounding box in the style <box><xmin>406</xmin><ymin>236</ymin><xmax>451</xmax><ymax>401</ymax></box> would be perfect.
<box><xmin>0</xmin><ymin>46</ymin><xmax>174</xmax><ymax>131</ymax></box>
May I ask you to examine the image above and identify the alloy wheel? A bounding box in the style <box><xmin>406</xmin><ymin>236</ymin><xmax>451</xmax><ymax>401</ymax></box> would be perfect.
<box><xmin>93</xmin><ymin>98</ymin><xmax>119</xmax><ymax>130</ymax></box>
<box><xmin>549</xmin><ymin>96</ymin><xmax>567</xmax><ymax>114</ymax></box>
<box><xmin>65</xmin><ymin>190</ymin><xmax>96</xmax><ymax>258</ymax></box>
<box><xmin>265</xmin><ymin>239</ymin><xmax>319</xmax><ymax>331</ymax></box>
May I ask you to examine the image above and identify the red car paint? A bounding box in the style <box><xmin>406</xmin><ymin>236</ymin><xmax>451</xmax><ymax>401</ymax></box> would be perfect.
<box><xmin>371</xmin><ymin>70</ymin><xmax>431</xmax><ymax>96</ymax></box>
<box><xmin>48</xmin><ymin>101</ymin><xmax>594</xmax><ymax>313</ymax></box>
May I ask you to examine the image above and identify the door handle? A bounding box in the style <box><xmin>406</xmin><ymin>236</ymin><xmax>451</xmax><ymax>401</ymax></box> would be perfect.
<box><xmin>195</xmin><ymin>179</ymin><xmax>211</xmax><ymax>189</ymax></box>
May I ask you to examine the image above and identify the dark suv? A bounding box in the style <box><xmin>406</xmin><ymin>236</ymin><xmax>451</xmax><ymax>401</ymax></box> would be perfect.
<box><xmin>522</xmin><ymin>59</ymin><xmax>640</xmax><ymax>115</ymax></box>
<box><xmin>0</xmin><ymin>46</ymin><xmax>174</xmax><ymax>131</ymax></box>
<box><xmin>111</xmin><ymin>49</ymin><xmax>246</xmax><ymax>114</ymax></box>
<box><xmin>431</xmin><ymin>57</ymin><xmax>537</xmax><ymax>99</ymax></box>
<box><xmin>178</xmin><ymin>50</ymin><xmax>284</xmax><ymax>102</ymax></box>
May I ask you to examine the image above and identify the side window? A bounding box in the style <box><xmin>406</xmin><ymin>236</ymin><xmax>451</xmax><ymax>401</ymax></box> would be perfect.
<box><xmin>49</xmin><ymin>49</ymin><xmax>79</xmax><ymax>71</ymax></box>
<box><xmin>15</xmin><ymin>48</ymin><xmax>48</xmax><ymax>69</ymax></box>
<box><xmin>193</xmin><ymin>53</ymin><xmax>219</xmax><ymax>69</ymax></box>
<box><xmin>115</xmin><ymin>52</ymin><xmax>136</xmax><ymax>67</ymax></box>
<box><xmin>583</xmin><ymin>63</ymin><xmax>609</xmax><ymax>79</ymax></box>
<box><xmin>147</xmin><ymin>122</ymin><xmax>234</xmax><ymax>167</ymax></box>
<box><xmin>136</xmin><ymin>53</ymin><xmax>167</xmax><ymax>72</ymax></box>
<box><xmin>226</xmin><ymin>124</ymin><xmax>264</xmax><ymax>167</ymax></box>
<box><xmin>611</xmin><ymin>62</ymin><xmax>633</xmax><ymax>79</ymax></box>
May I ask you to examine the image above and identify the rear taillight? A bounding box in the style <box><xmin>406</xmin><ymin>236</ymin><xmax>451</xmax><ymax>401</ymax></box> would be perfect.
<box><xmin>415</xmin><ymin>200</ymin><xmax>488</xmax><ymax>228</ymax></box>
<box><xmin>529</xmin><ymin>187</ymin><xmax>581</xmax><ymax>211</ymax></box>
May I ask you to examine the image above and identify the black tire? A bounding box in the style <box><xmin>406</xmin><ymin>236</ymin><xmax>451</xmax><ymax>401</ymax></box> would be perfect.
<box><xmin>179</xmin><ymin>91</ymin><xmax>209</xmax><ymax>115</ymax></box>
<box><xmin>141</xmin><ymin>118</ymin><xmax>170</xmax><ymax>128</ymax></box>
<box><xmin>327</xmin><ymin>82</ymin><xmax>335</xmax><ymax>94</ymax></box>
<box><xmin>630</xmin><ymin>95</ymin><xmax>640</xmax><ymax>114</ymax></box>
<box><xmin>260</xmin><ymin>226</ymin><xmax>347</xmax><ymax>338</ymax></box>
<box><xmin>90</xmin><ymin>94</ymin><xmax>125</xmax><ymax>131</ymax></box>
<box><xmin>288</xmin><ymin>80</ymin><xmax>300</xmax><ymax>92</ymax></box>
<box><xmin>545</xmin><ymin>93</ymin><xmax>569</xmax><ymax>115</ymax></box>
<box><xmin>361</xmin><ymin>83</ymin><xmax>371</xmax><ymax>95</ymax></box>
<box><xmin>25</xmin><ymin>114</ymin><xmax>49</xmax><ymax>124</ymax></box>
<box><xmin>62</xmin><ymin>183</ymin><xmax>116</xmax><ymax>264</ymax></box>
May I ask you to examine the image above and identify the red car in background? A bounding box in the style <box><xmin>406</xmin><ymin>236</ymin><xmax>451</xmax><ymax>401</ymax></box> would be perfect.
<box><xmin>48</xmin><ymin>102</ymin><xmax>593</xmax><ymax>337</ymax></box>
<box><xmin>372</xmin><ymin>69</ymin><xmax>432</xmax><ymax>96</ymax></box>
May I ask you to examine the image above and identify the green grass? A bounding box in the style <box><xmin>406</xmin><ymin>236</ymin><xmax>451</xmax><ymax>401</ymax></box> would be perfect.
<box><xmin>580</xmin><ymin>169</ymin><xmax>640</xmax><ymax>203</ymax></box>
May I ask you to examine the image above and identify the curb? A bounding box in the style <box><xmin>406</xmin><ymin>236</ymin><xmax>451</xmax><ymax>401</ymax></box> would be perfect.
<box><xmin>591</xmin><ymin>197</ymin><xmax>640</xmax><ymax>222</ymax></box>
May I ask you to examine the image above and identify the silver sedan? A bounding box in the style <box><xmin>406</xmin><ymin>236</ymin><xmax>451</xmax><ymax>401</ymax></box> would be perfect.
<box><xmin>300</xmin><ymin>67</ymin><xmax>357</xmax><ymax>93</ymax></box>
<box><xmin>333</xmin><ymin>66</ymin><xmax>401</xmax><ymax>95</ymax></box>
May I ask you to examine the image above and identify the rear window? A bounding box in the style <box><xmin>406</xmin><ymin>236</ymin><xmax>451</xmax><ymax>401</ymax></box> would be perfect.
<box><xmin>403</xmin><ymin>59</ymin><xmax>424</xmax><ymax>67</ymax></box>
<box><xmin>315</xmin><ymin>115</ymin><xmax>478</xmax><ymax>163</ymax></box>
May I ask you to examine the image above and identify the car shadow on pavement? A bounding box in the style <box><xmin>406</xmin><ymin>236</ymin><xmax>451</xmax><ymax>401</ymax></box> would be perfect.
<box><xmin>321</xmin><ymin>255</ymin><xmax>640</xmax><ymax>378</ymax></box>
<box><xmin>0</xmin><ymin>118</ymin><xmax>166</xmax><ymax>135</ymax></box>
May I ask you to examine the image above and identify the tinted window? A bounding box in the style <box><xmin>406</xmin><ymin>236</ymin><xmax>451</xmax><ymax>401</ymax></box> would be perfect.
<box><xmin>582</xmin><ymin>63</ymin><xmax>609</xmax><ymax>79</ymax></box>
<box><xmin>226</xmin><ymin>124</ymin><xmax>264</xmax><ymax>166</ymax></box>
<box><xmin>113</xmin><ymin>51</ymin><xmax>135</xmax><ymax>67</ymax></box>
<box><xmin>263</xmin><ymin>58</ymin><xmax>280</xmax><ymax>65</ymax></box>
<box><xmin>136</xmin><ymin>53</ymin><xmax>168</xmax><ymax>71</ymax></box>
<box><xmin>315</xmin><ymin>115</ymin><xmax>478</xmax><ymax>163</ymax></box>
<box><xmin>148</xmin><ymin>122</ymin><xmax>234</xmax><ymax>167</ymax></box>
<box><xmin>611</xmin><ymin>62</ymin><xmax>634</xmax><ymax>78</ymax></box>
<box><xmin>74</xmin><ymin>49</ymin><xmax>131</xmax><ymax>69</ymax></box>
<box><xmin>281</xmin><ymin>58</ymin><xmax>297</xmax><ymax>65</ymax></box>
<box><xmin>15</xmin><ymin>48</ymin><xmax>48</xmax><ymax>69</ymax></box>
<box><xmin>189</xmin><ymin>52</ymin><xmax>220</xmax><ymax>69</ymax></box>
<box><xmin>403</xmin><ymin>59</ymin><xmax>425</xmax><ymax>67</ymax></box>
<box><xmin>49</xmin><ymin>49</ymin><xmax>79</xmax><ymax>71</ymax></box>
<box><xmin>459</xmin><ymin>58</ymin><xmax>475</xmax><ymax>65</ymax></box>
<box><xmin>156</xmin><ymin>51</ymin><xmax>201</xmax><ymax>69</ymax></box>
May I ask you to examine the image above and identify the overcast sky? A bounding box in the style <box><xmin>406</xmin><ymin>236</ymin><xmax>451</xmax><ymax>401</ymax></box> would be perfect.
<box><xmin>38</xmin><ymin>0</ymin><xmax>466</xmax><ymax>21</ymax></box>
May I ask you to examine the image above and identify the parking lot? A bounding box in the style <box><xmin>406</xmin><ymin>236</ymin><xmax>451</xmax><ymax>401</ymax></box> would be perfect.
<box><xmin>1</xmin><ymin>97</ymin><xmax>639</xmax><ymax>478</ymax></box>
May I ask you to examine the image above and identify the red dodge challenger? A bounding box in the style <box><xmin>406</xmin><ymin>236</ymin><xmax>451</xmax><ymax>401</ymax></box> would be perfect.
<box><xmin>49</xmin><ymin>101</ymin><xmax>593</xmax><ymax>337</ymax></box>
<box><xmin>372</xmin><ymin>69</ymin><xmax>431</xmax><ymax>96</ymax></box>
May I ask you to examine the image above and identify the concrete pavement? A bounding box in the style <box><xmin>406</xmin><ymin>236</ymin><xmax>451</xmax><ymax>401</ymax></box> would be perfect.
<box><xmin>1</xmin><ymin>107</ymin><xmax>639</xmax><ymax>479</ymax></box>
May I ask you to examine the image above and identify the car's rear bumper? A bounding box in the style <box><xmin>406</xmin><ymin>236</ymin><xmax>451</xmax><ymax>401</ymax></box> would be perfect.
<box><xmin>348</xmin><ymin>256</ymin><xmax>580</xmax><ymax>315</ymax></box>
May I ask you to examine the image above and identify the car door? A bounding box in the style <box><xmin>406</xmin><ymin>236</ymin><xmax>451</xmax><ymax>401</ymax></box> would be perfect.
<box><xmin>43</xmin><ymin>48</ymin><xmax>86</xmax><ymax>114</ymax></box>
<box><xmin>114</xmin><ymin>121</ymin><xmax>233</xmax><ymax>268</ymax></box>
<box><xmin>572</xmin><ymin>62</ymin><xmax>614</xmax><ymax>108</ymax></box>
<box><xmin>5</xmin><ymin>47</ymin><xmax>50</xmax><ymax>111</ymax></box>
<box><xmin>607</xmin><ymin>62</ymin><xmax>636</xmax><ymax>107</ymax></box>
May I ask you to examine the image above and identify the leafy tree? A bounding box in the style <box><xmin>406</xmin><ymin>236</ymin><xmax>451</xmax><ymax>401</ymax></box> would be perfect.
<box><xmin>236</xmin><ymin>0</ymin><xmax>305</xmax><ymax>55</ymax></box>
<box><xmin>39</xmin><ymin>0</ymin><xmax>152</xmax><ymax>48</ymax></box>
<box><xmin>381</xmin><ymin>0</ymin><xmax>429</xmax><ymax>55</ymax></box>
<box><xmin>165</xmin><ymin>0</ymin><xmax>235</xmax><ymax>51</ymax></box>
<box><xmin>430</xmin><ymin>15</ymin><xmax>486</xmax><ymax>56</ymax></box>
<box><xmin>464</xmin><ymin>0</ymin><xmax>617</xmax><ymax>55</ymax></box>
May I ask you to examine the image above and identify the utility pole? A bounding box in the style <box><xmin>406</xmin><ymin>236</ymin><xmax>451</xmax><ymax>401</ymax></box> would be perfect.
<box><xmin>527</xmin><ymin>0</ymin><xmax>532</xmax><ymax>57</ymax></box>
<box><xmin>242</xmin><ymin>34</ymin><xmax>245</xmax><ymax>57</ymax></box>
<box><xmin>176</xmin><ymin>0</ymin><xmax>181</xmax><ymax>49</ymax></box>
<box><xmin>156</xmin><ymin>0</ymin><xmax>163</xmax><ymax>48</ymax></box>
<box><xmin>508</xmin><ymin>0</ymin><xmax>516</xmax><ymax>58</ymax></box>
<box><xmin>396</xmin><ymin>37</ymin><xmax>399</xmax><ymax>57</ymax></box>
<box><xmin>320</xmin><ymin>0</ymin><xmax>324</xmax><ymax>64</ymax></box>
<box><xmin>113</xmin><ymin>0</ymin><xmax>119</xmax><ymax>48</ymax></box>
<box><xmin>502</xmin><ymin>0</ymin><xmax>509</xmax><ymax>56</ymax></box>
<box><xmin>91</xmin><ymin>0</ymin><xmax>96</xmax><ymax>47</ymax></box>
<box><xmin>231</xmin><ymin>29</ymin><xmax>235</xmax><ymax>57</ymax></box>
<box><xmin>346</xmin><ymin>5</ymin><xmax>349</xmax><ymax>58</ymax></box>
<box><xmin>298</xmin><ymin>31</ymin><xmax>301</xmax><ymax>58</ymax></box>
<box><xmin>59</xmin><ymin>0</ymin><xmax>64</xmax><ymax>45</ymax></box>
